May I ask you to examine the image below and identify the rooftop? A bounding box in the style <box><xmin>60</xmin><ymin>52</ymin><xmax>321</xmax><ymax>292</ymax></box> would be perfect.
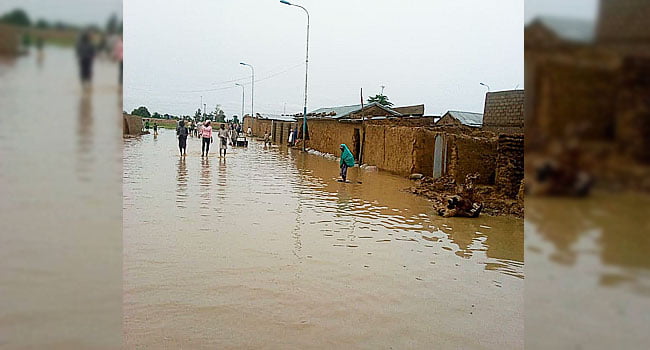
<box><xmin>442</xmin><ymin>110</ymin><xmax>484</xmax><ymax>128</ymax></box>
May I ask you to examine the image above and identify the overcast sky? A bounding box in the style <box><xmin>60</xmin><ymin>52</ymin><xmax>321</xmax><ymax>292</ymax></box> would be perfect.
<box><xmin>123</xmin><ymin>0</ymin><xmax>528</xmax><ymax>117</ymax></box>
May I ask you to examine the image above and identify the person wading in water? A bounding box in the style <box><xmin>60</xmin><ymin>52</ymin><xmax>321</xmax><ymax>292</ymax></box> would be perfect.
<box><xmin>217</xmin><ymin>124</ymin><xmax>229</xmax><ymax>158</ymax></box>
<box><xmin>339</xmin><ymin>144</ymin><xmax>355</xmax><ymax>183</ymax></box>
<box><xmin>176</xmin><ymin>119</ymin><xmax>189</xmax><ymax>156</ymax></box>
<box><xmin>201</xmin><ymin>120</ymin><xmax>213</xmax><ymax>157</ymax></box>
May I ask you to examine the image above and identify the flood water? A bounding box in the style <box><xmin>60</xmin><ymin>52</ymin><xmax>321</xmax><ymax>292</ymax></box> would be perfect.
<box><xmin>525</xmin><ymin>195</ymin><xmax>650</xmax><ymax>349</ymax></box>
<box><xmin>0</xmin><ymin>47</ymin><xmax>123</xmax><ymax>348</ymax></box>
<box><xmin>123</xmin><ymin>129</ymin><xmax>524</xmax><ymax>348</ymax></box>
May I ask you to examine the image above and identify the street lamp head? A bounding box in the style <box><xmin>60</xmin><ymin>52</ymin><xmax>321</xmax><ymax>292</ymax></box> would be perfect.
<box><xmin>240</xmin><ymin>62</ymin><xmax>246</xmax><ymax>66</ymax></box>
<box><xmin>280</xmin><ymin>0</ymin><xmax>292</xmax><ymax>5</ymax></box>
<box><xmin>479</xmin><ymin>82</ymin><xmax>486</xmax><ymax>86</ymax></box>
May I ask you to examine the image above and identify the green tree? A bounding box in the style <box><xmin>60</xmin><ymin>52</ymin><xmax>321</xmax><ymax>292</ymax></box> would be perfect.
<box><xmin>194</xmin><ymin>108</ymin><xmax>202</xmax><ymax>121</ymax></box>
<box><xmin>106</xmin><ymin>13</ymin><xmax>119</xmax><ymax>34</ymax></box>
<box><xmin>35</xmin><ymin>18</ymin><xmax>49</xmax><ymax>29</ymax></box>
<box><xmin>152</xmin><ymin>112</ymin><xmax>161</xmax><ymax>119</ymax></box>
<box><xmin>213</xmin><ymin>104</ymin><xmax>226</xmax><ymax>122</ymax></box>
<box><xmin>231</xmin><ymin>115</ymin><xmax>240</xmax><ymax>124</ymax></box>
<box><xmin>131</xmin><ymin>106</ymin><xmax>151</xmax><ymax>118</ymax></box>
<box><xmin>0</xmin><ymin>9</ymin><xmax>31</xmax><ymax>27</ymax></box>
<box><xmin>367</xmin><ymin>94</ymin><xmax>393</xmax><ymax>107</ymax></box>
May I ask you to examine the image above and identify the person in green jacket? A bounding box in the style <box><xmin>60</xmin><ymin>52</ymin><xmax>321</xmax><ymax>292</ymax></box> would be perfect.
<box><xmin>339</xmin><ymin>144</ymin><xmax>355</xmax><ymax>182</ymax></box>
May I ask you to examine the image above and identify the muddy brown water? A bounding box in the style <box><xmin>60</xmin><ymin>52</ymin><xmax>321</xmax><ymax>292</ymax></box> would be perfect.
<box><xmin>0</xmin><ymin>47</ymin><xmax>123</xmax><ymax>348</ymax></box>
<box><xmin>526</xmin><ymin>195</ymin><xmax>650</xmax><ymax>349</ymax></box>
<box><xmin>123</xmin><ymin>130</ymin><xmax>524</xmax><ymax>348</ymax></box>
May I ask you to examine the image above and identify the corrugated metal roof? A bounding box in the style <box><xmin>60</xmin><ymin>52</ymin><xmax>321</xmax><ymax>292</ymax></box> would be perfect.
<box><xmin>256</xmin><ymin>113</ymin><xmax>297</xmax><ymax>122</ymax></box>
<box><xmin>444</xmin><ymin>110</ymin><xmax>483</xmax><ymax>127</ymax></box>
<box><xmin>309</xmin><ymin>102</ymin><xmax>400</xmax><ymax>119</ymax></box>
<box><xmin>536</xmin><ymin>16</ymin><xmax>595</xmax><ymax>43</ymax></box>
<box><xmin>309</xmin><ymin>104</ymin><xmax>363</xmax><ymax>118</ymax></box>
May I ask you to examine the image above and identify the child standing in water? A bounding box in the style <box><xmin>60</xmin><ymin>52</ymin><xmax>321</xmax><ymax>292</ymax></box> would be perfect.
<box><xmin>201</xmin><ymin>121</ymin><xmax>213</xmax><ymax>157</ymax></box>
<box><xmin>339</xmin><ymin>144</ymin><xmax>355</xmax><ymax>182</ymax></box>
<box><xmin>217</xmin><ymin>124</ymin><xmax>229</xmax><ymax>157</ymax></box>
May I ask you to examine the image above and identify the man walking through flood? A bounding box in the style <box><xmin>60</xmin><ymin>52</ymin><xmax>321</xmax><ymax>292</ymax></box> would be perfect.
<box><xmin>176</xmin><ymin>119</ymin><xmax>189</xmax><ymax>156</ymax></box>
<box><xmin>339</xmin><ymin>144</ymin><xmax>355</xmax><ymax>183</ymax></box>
<box><xmin>75</xmin><ymin>30</ymin><xmax>96</xmax><ymax>89</ymax></box>
<box><xmin>201</xmin><ymin>121</ymin><xmax>213</xmax><ymax>157</ymax></box>
<box><xmin>217</xmin><ymin>124</ymin><xmax>229</xmax><ymax>157</ymax></box>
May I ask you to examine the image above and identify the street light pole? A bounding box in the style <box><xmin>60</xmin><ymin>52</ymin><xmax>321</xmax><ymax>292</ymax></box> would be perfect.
<box><xmin>235</xmin><ymin>83</ymin><xmax>244</xmax><ymax>125</ymax></box>
<box><xmin>204</xmin><ymin>103</ymin><xmax>207</xmax><ymax>120</ymax></box>
<box><xmin>280</xmin><ymin>0</ymin><xmax>309</xmax><ymax>151</ymax></box>
<box><xmin>240</xmin><ymin>62</ymin><xmax>254</xmax><ymax>133</ymax></box>
<box><xmin>480</xmin><ymin>82</ymin><xmax>490</xmax><ymax>92</ymax></box>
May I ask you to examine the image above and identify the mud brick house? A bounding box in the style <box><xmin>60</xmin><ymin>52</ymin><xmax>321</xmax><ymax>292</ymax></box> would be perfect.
<box><xmin>482</xmin><ymin>90</ymin><xmax>524</xmax><ymax>134</ymax></box>
<box><xmin>526</xmin><ymin>0</ymin><xmax>650</xmax><ymax>165</ymax></box>
<box><xmin>436</xmin><ymin>111</ymin><xmax>483</xmax><ymax>129</ymax></box>
<box><xmin>243</xmin><ymin>113</ymin><xmax>298</xmax><ymax>144</ymax></box>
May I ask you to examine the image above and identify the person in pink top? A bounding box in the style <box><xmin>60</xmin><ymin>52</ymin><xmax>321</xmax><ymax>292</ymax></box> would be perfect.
<box><xmin>201</xmin><ymin>120</ymin><xmax>213</xmax><ymax>157</ymax></box>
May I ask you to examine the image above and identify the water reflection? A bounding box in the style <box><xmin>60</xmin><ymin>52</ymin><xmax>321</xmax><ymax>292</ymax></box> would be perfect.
<box><xmin>176</xmin><ymin>156</ymin><xmax>188</xmax><ymax>209</ymax></box>
<box><xmin>76</xmin><ymin>89</ymin><xmax>93</xmax><ymax>182</ymax></box>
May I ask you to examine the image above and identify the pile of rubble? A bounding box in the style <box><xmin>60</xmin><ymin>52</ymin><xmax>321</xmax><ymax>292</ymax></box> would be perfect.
<box><xmin>407</xmin><ymin>174</ymin><xmax>523</xmax><ymax>218</ymax></box>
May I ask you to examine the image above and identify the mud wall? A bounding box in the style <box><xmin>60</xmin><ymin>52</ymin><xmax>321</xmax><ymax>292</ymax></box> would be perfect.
<box><xmin>448</xmin><ymin>134</ymin><xmax>498</xmax><ymax>185</ymax></box>
<box><xmin>495</xmin><ymin>134</ymin><xmax>524</xmax><ymax>197</ymax></box>
<box><xmin>0</xmin><ymin>24</ymin><xmax>20</xmax><ymax>55</ymax></box>
<box><xmin>367</xmin><ymin>116</ymin><xmax>434</xmax><ymax>127</ymax></box>
<box><xmin>302</xmin><ymin>119</ymin><xmax>361</xmax><ymax>158</ymax></box>
<box><xmin>615</xmin><ymin>57</ymin><xmax>650</xmax><ymax>163</ymax></box>
<box><xmin>363</xmin><ymin>126</ymin><xmax>435</xmax><ymax>175</ymax></box>
<box><xmin>123</xmin><ymin>114</ymin><xmax>143</xmax><ymax>136</ymax></box>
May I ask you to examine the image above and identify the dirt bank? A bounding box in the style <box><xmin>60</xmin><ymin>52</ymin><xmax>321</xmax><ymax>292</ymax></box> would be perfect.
<box><xmin>407</xmin><ymin>175</ymin><xmax>524</xmax><ymax>218</ymax></box>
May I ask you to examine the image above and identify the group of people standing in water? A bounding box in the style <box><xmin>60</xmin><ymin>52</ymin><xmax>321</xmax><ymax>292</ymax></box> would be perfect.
<box><xmin>176</xmin><ymin>120</ymin><xmax>241</xmax><ymax>158</ymax></box>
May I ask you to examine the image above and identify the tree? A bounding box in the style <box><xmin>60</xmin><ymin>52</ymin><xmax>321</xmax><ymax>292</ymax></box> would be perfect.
<box><xmin>213</xmin><ymin>104</ymin><xmax>226</xmax><ymax>122</ymax></box>
<box><xmin>0</xmin><ymin>9</ymin><xmax>31</xmax><ymax>27</ymax></box>
<box><xmin>231</xmin><ymin>115</ymin><xmax>240</xmax><ymax>124</ymax></box>
<box><xmin>105</xmin><ymin>13</ymin><xmax>119</xmax><ymax>34</ymax></box>
<box><xmin>35</xmin><ymin>18</ymin><xmax>49</xmax><ymax>29</ymax></box>
<box><xmin>367</xmin><ymin>94</ymin><xmax>393</xmax><ymax>107</ymax></box>
<box><xmin>131</xmin><ymin>106</ymin><xmax>151</xmax><ymax>118</ymax></box>
<box><xmin>195</xmin><ymin>109</ymin><xmax>202</xmax><ymax>121</ymax></box>
<box><xmin>152</xmin><ymin>112</ymin><xmax>161</xmax><ymax>119</ymax></box>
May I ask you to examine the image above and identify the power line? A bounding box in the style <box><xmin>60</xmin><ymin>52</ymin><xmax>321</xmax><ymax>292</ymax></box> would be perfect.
<box><xmin>128</xmin><ymin>62</ymin><xmax>305</xmax><ymax>94</ymax></box>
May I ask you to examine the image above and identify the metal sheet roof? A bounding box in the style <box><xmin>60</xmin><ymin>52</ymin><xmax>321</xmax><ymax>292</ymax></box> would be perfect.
<box><xmin>309</xmin><ymin>102</ymin><xmax>400</xmax><ymax>119</ymax></box>
<box><xmin>444</xmin><ymin>110</ymin><xmax>483</xmax><ymax>127</ymax></box>
<box><xmin>256</xmin><ymin>113</ymin><xmax>297</xmax><ymax>122</ymax></box>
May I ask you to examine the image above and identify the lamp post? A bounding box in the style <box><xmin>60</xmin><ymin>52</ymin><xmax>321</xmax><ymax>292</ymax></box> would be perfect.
<box><xmin>240</xmin><ymin>62</ymin><xmax>254</xmax><ymax>133</ymax></box>
<box><xmin>480</xmin><ymin>82</ymin><xmax>490</xmax><ymax>92</ymax></box>
<box><xmin>280</xmin><ymin>0</ymin><xmax>309</xmax><ymax>151</ymax></box>
<box><xmin>235</xmin><ymin>83</ymin><xmax>245</xmax><ymax>125</ymax></box>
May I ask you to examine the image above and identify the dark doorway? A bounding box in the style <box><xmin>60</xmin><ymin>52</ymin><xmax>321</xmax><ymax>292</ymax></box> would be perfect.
<box><xmin>353</xmin><ymin>128</ymin><xmax>361</xmax><ymax>160</ymax></box>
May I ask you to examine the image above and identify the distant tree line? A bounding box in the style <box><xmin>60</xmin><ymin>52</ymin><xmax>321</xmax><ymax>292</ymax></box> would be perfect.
<box><xmin>130</xmin><ymin>105</ymin><xmax>240</xmax><ymax>124</ymax></box>
<box><xmin>0</xmin><ymin>8</ymin><xmax>122</xmax><ymax>33</ymax></box>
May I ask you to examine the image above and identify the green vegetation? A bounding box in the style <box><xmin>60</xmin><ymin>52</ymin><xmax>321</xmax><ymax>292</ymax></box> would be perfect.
<box><xmin>0</xmin><ymin>9</ymin><xmax>31</xmax><ymax>27</ymax></box>
<box><xmin>367</xmin><ymin>94</ymin><xmax>393</xmax><ymax>107</ymax></box>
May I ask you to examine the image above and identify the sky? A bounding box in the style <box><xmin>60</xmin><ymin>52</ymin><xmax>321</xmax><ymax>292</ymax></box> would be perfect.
<box><xmin>124</xmin><ymin>0</ymin><xmax>526</xmax><ymax>118</ymax></box>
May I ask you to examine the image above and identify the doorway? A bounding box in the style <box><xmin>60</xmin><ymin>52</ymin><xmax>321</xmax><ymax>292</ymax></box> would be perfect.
<box><xmin>353</xmin><ymin>128</ymin><xmax>361</xmax><ymax>160</ymax></box>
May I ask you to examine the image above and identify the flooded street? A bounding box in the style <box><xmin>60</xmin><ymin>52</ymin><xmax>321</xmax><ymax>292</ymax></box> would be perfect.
<box><xmin>0</xmin><ymin>47</ymin><xmax>123</xmax><ymax>348</ymax></box>
<box><xmin>526</xmin><ymin>195</ymin><xmax>650</xmax><ymax>349</ymax></box>
<box><xmin>124</xmin><ymin>130</ymin><xmax>524</xmax><ymax>349</ymax></box>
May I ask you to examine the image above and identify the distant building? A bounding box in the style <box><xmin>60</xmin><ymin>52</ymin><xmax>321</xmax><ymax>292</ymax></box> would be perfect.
<box><xmin>436</xmin><ymin>111</ymin><xmax>483</xmax><ymax>128</ymax></box>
